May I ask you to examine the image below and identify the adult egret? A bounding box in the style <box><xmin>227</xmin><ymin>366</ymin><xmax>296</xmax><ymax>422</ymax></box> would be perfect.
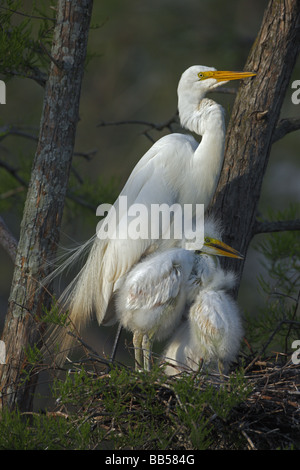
<box><xmin>115</xmin><ymin>225</ymin><xmax>243</xmax><ymax>371</ymax></box>
<box><xmin>48</xmin><ymin>66</ymin><xmax>254</xmax><ymax>362</ymax></box>
<box><xmin>162</xmin><ymin>263</ymin><xmax>243</xmax><ymax>377</ymax></box>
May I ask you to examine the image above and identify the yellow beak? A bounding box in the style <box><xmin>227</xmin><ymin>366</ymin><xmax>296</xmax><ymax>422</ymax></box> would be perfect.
<box><xmin>202</xmin><ymin>237</ymin><xmax>244</xmax><ymax>259</ymax></box>
<box><xmin>198</xmin><ymin>70</ymin><xmax>256</xmax><ymax>82</ymax></box>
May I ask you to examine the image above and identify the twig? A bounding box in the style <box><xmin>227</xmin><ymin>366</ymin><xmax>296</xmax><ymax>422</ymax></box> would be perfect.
<box><xmin>65</xmin><ymin>192</ymin><xmax>97</xmax><ymax>212</ymax></box>
<box><xmin>0</xmin><ymin>126</ymin><xmax>97</xmax><ymax>160</ymax></box>
<box><xmin>272</xmin><ymin>117</ymin><xmax>300</xmax><ymax>143</ymax></box>
<box><xmin>0</xmin><ymin>5</ymin><xmax>56</xmax><ymax>22</ymax></box>
<box><xmin>0</xmin><ymin>157</ymin><xmax>97</xmax><ymax>212</ymax></box>
<box><xmin>1</xmin><ymin>67</ymin><xmax>47</xmax><ymax>87</ymax></box>
<box><xmin>0</xmin><ymin>186</ymin><xmax>25</xmax><ymax>199</ymax></box>
<box><xmin>253</xmin><ymin>218</ymin><xmax>300</xmax><ymax>235</ymax></box>
<box><xmin>260</xmin><ymin>319</ymin><xmax>300</xmax><ymax>357</ymax></box>
<box><xmin>0</xmin><ymin>125</ymin><xmax>38</xmax><ymax>143</ymax></box>
<box><xmin>0</xmin><ymin>216</ymin><xmax>18</xmax><ymax>262</ymax></box>
<box><xmin>97</xmin><ymin>114</ymin><xmax>178</xmax><ymax>133</ymax></box>
<box><xmin>73</xmin><ymin>149</ymin><xmax>97</xmax><ymax>160</ymax></box>
<box><xmin>0</xmin><ymin>159</ymin><xmax>28</xmax><ymax>186</ymax></box>
<box><xmin>241</xmin><ymin>429</ymin><xmax>257</xmax><ymax>450</ymax></box>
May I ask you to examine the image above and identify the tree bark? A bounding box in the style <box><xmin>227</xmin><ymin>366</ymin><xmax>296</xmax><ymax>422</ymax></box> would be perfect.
<box><xmin>0</xmin><ymin>0</ymin><xmax>93</xmax><ymax>411</ymax></box>
<box><xmin>209</xmin><ymin>0</ymin><xmax>300</xmax><ymax>287</ymax></box>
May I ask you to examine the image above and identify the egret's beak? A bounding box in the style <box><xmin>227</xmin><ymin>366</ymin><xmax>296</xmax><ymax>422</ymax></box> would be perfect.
<box><xmin>201</xmin><ymin>237</ymin><xmax>244</xmax><ymax>259</ymax></box>
<box><xmin>198</xmin><ymin>70</ymin><xmax>256</xmax><ymax>83</ymax></box>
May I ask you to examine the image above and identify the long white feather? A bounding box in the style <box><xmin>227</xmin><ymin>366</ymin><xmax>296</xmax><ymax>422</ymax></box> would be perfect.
<box><xmin>44</xmin><ymin>66</ymin><xmax>227</xmax><ymax>364</ymax></box>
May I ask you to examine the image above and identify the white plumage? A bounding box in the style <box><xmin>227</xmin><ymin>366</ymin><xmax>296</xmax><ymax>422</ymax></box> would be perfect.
<box><xmin>162</xmin><ymin>263</ymin><xmax>243</xmax><ymax>376</ymax></box>
<box><xmin>115</xmin><ymin>248</ymin><xmax>198</xmax><ymax>370</ymax></box>
<box><xmin>45</xmin><ymin>66</ymin><xmax>254</xmax><ymax>363</ymax></box>
<box><xmin>115</xmin><ymin>221</ymin><xmax>243</xmax><ymax>370</ymax></box>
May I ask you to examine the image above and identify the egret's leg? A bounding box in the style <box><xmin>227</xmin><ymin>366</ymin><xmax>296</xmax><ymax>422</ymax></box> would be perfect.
<box><xmin>142</xmin><ymin>334</ymin><xmax>153</xmax><ymax>371</ymax></box>
<box><xmin>217</xmin><ymin>359</ymin><xmax>223</xmax><ymax>375</ymax></box>
<box><xmin>133</xmin><ymin>331</ymin><xmax>143</xmax><ymax>370</ymax></box>
<box><xmin>217</xmin><ymin>359</ymin><xmax>226</xmax><ymax>384</ymax></box>
<box><xmin>110</xmin><ymin>324</ymin><xmax>122</xmax><ymax>362</ymax></box>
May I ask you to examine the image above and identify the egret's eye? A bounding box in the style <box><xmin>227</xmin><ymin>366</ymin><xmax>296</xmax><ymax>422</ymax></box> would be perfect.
<box><xmin>204</xmin><ymin>237</ymin><xmax>210</xmax><ymax>243</ymax></box>
<box><xmin>198</xmin><ymin>72</ymin><xmax>204</xmax><ymax>80</ymax></box>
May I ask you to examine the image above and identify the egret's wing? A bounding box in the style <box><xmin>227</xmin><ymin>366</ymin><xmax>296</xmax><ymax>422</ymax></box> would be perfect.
<box><xmin>191</xmin><ymin>289</ymin><xmax>242</xmax><ymax>343</ymax></box>
<box><xmin>118</xmin><ymin>250</ymin><xmax>189</xmax><ymax>311</ymax></box>
<box><xmin>191</xmin><ymin>290</ymin><xmax>228</xmax><ymax>334</ymax></box>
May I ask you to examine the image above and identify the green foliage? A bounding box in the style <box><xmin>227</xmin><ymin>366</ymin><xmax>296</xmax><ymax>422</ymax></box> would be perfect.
<box><xmin>0</xmin><ymin>360</ymin><xmax>252</xmax><ymax>450</ymax></box>
<box><xmin>0</xmin><ymin>362</ymin><xmax>249</xmax><ymax>451</ymax></box>
<box><xmin>41</xmin><ymin>298</ymin><xmax>70</xmax><ymax>328</ymax></box>
<box><xmin>24</xmin><ymin>343</ymin><xmax>43</xmax><ymax>365</ymax></box>
<box><xmin>0</xmin><ymin>407</ymin><xmax>94</xmax><ymax>450</ymax></box>
<box><xmin>0</xmin><ymin>0</ymin><xmax>56</xmax><ymax>82</ymax></box>
<box><xmin>246</xmin><ymin>206</ymin><xmax>300</xmax><ymax>355</ymax></box>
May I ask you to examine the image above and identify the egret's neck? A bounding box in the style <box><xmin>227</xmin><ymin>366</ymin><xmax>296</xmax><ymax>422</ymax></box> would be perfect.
<box><xmin>178</xmin><ymin>98</ymin><xmax>226</xmax><ymax>207</ymax></box>
<box><xmin>179</xmin><ymin>97</ymin><xmax>225</xmax><ymax>136</ymax></box>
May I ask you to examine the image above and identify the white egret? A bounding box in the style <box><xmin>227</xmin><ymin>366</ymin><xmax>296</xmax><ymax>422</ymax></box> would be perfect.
<box><xmin>115</xmin><ymin>226</ymin><xmax>243</xmax><ymax>371</ymax></box>
<box><xmin>162</xmin><ymin>264</ymin><xmax>243</xmax><ymax>377</ymax></box>
<box><xmin>47</xmin><ymin>66</ymin><xmax>254</xmax><ymax>362</ymax></box>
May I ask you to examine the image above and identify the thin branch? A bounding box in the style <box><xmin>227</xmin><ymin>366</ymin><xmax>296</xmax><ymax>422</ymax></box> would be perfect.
<box><xmin>272</xmin><ymin>117</ymin><xmax>300</xmax><ymax>143</ymax></box>
<box><xmin>0</xmin><ymin>159</ymin><xmax>97</xmax><ymax>212</ymax></box>
<box><xmin>0</xmin><ymin>5</ymin><xmax>56</xmax><ymax>22</ymax></box>
<box><xmin>97</xmin><ymin>86</ymin><xmax>236</xmax><ymax>138</ymax></box>
<box><xmin>0</xmin><ymin>216</ymin><xmax>18</xmax><ymax>262</ymax></box>
<box><xmin>253</xmin><ymin>218</ymin><xmax>300</xmax><ymax>235</ymax></box>
<box><xmin>0</xmin><ymin>125</ymin><xmax>38</xmax><ymax>143</ymax></box>
<box><xmin>260</xmin><ymin>319</ymin><xmax>300</xmax><ymax>357</ymax></box>
<box><xmin>1</xmin><ymin>68</ymin><xmax>47</xmax><ymax>87</ymax></box>
<box><xmin>97</xmin><ymin>114</ymin><xmax>178</xmax><ymax>132</ymax></box>
<box><xmin>0</xmin><ymin>126</ymin><xmax>97</xmax><ymax>159</ymax></box>
<box><xmin>0</xmin><ymin>186</ymin><xmax>25</xmax><ymax>200</ymax></box>
<box><xmin>66</xmin><ymin>192</ymin><xmax>97</xmax><ymax>212</ymax></box>
<box><xmin>39</xmin><ymin>40</ymin><xmax>62</xmax><ymax>69</ymax></box>
<box><xmin>73</xmin><ymin>148</ymin><xmax>97</xmax><ymax>160</ymax></box>
<box><xmin>0</xmin><ymin>159</ymin><xmax>28</xmax><ymax>186</ymax></box>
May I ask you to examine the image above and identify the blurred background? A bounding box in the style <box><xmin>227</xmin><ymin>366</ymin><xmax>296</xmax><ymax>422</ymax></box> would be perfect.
<box><xmin>0</xmin><ymin>0</ymin><xmax>299</xmax><ymax>365</ymax></box>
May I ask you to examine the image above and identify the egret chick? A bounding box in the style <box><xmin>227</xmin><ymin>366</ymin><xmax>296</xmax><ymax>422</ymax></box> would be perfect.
<box><xmin>115</xmin><ymin>235</ymin><xmax>242</xmax><ymax>371</ymax></box>
<box><xmin>162</xmin><ymin>264</ymin><xmax>243</xmax><ymax>377</ymax></box>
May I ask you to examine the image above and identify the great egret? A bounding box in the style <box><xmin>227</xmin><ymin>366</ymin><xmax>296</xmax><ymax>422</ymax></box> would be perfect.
<box><xmin>115</xmin><ymin>224</ymin><xmax>243</xmax><ymax>371</ymax></box>
<box><xmin>162</xmin><ymin>263</ymin><xmax>243</xmax><ymax>377</ymax></box>
<box><xmin>47</xmin><ymin>65</ymin><xmax>254</xmax><ymax>362</ymax></box>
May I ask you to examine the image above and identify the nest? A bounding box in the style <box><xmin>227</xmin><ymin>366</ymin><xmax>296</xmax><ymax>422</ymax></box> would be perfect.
<box><xmin>50</xmin><ymin>350</ymin><xmax>299</xmax><ymax>450</ymax></box>
<box><xmin>219</xmin><ymin>355</ymin><xmax>300</xmax><ymax>450</ymax></box>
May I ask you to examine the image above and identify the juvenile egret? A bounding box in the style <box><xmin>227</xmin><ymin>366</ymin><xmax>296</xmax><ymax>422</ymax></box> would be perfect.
<box><xmin>48</xmin><ymin>66</ymin><xmax>254</xmax><ymax>362</ymax></box>
<box><xmin>162</xmin><ymin>264</ymin><xmax>243</xmax><ymax>377</ymax></box>
<box><xmin>115</xmin><ymin>228</ymin><xmax>243</xmax><ymax>371</ymax></box>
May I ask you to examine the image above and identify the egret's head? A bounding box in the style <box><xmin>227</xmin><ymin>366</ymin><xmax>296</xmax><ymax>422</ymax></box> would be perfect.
<box><xmin>178</xmin><ymin>65</ymin><xmax>256</xmax><ymax>99</ymax></box>
<box><xmin>195</xmin><ymin>236</ymin><xmax>244</xmax><ymax>260</ymax></box>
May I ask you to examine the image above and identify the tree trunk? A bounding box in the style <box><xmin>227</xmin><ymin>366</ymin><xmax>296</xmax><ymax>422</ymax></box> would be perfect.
<box><xmin>209</xmin><ymin>0</ymin><xmax>300</xmax><ymax>288</ymax></box>
<box><xmin>0</xmin><ymin>0</ymin><xmax>93</xmax><ymax>411</ymax></box>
